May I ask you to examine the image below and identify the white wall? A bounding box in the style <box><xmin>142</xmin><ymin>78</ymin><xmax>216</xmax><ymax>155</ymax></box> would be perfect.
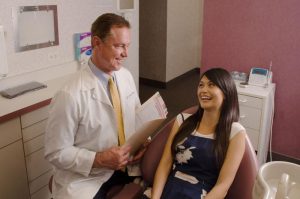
<box><xmin>139</xmin><ymin>0</ymin><xmax>203</xmax><ymax>83</ymax></box>
<box><xmin>0</xmin><ymin>0</ymin><xmax>139</xmax><ymax>90</ymax></box>
<box><xmin>166</xmin><ymin>0</ymin><xmax>203</xmax><ymax>82</ymax></box>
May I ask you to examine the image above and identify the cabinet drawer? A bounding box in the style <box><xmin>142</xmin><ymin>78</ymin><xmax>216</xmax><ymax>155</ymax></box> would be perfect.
<box><xmin>26</xmin><ymin>148</ymin><xmax>52</xmax><ymax>181</ymax></box>
<box><xmin>0</xmin><ymin>117</ymin><xmax>22</xmax><ymax>148</ymax></box>
<box><xmin>0</xmin><ymin>140</ymin><xmax>30</xmax><ymax>199</ymax></box>
<box><xmin>24</xmin><ymin>134</ymin><xmax>45</xmax><ymax>156</ymax></box>
<box><xmin>238</xmin><ymin>94</ymin><xmax>263</xmax><ymax>109</ymax></box>
<box><xmin>239</xmin><ymin>106</ymin><xmax>262</xmax><ymax>131</ymax></box>
<box><xmin>21</xmin><ymin>105</ymin><xmax>49</xmax><ymax>128</ymax></box>
<box><xmin>29</xmin><ymin>169</ymin><xmax>53</xmax><ymax>194</ymax></box>
<box><xmin>22</xmin><ymin>119</ymin><xmax>47</xmax><ymax>142</ymax></box>
<box><xmin>30</xmin><ymin>185</ymin><xmax>52</xmax><ymax>199</ymax></box>
<box><xmin>245</xmin><ymin>128</ymin><xmax>259</xmax><ymax>150</ymax></box>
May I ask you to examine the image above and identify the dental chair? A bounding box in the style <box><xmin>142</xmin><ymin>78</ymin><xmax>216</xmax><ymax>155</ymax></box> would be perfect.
<box><xmin>106</xmin><ymin>105</ymin><xmax>259</xmax><ymax>199</ymax></box>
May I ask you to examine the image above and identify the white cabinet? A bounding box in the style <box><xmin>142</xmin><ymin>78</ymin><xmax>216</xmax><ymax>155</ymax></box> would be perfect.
<box><xmin>0</xmin><ymin>73</ymin><xmax>72</xmax><ymax>199</ymax></box>
<box><xmin>0</xmin><ymin>118</ymin><xmax>30</xmax><ymax>199</ymax></box>
<box><xmin>21</xmin><ymin>105</ymin><xmax>53</xmax><ymax>199</ymax></box>
<box><xmin>236</xmin><ymin>83</ymin><xmax>275</xmax><ymax>165</ymax></box>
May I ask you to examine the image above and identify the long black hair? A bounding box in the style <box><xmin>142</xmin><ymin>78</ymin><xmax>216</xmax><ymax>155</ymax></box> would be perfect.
<box><xmin>171</xmin><ymin>68</ymin><xmax>240</xmax><ymax>167</ymax></box>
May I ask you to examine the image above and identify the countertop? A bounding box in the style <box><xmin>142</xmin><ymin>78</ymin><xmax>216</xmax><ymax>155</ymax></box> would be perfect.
<box><xmin>0</xmin><ymin>74</ymin><xmax>73</xmax><ymax>123</ymax></box>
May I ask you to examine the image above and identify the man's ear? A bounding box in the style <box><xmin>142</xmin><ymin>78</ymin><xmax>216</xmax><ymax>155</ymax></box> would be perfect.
<box><xmin>91</xmin><ymin>36</ymin><xmax>102</xmax><ymax>48</ymax></box>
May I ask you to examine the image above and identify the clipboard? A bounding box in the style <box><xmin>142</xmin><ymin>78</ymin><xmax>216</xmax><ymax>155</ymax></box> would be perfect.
<box><xmin>123</xmin><ymin>118</ymin><xmax>165</xmax><ymax>155</ymax></box>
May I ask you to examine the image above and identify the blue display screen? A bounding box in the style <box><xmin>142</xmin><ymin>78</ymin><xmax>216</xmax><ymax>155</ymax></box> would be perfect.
<box><xmin>252</xmin><ymin>68</ymin><xmax>268</xmax><ymax>76</ymax></box>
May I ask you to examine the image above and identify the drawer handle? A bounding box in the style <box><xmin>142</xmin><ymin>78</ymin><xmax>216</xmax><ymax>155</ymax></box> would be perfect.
<box><xmin>240</xmin><ymin>115</ymin><xmax>246</xmax><ymax>119</ymax></box>
<box><xmin>239</xmin><ymin>99</ymin><xmax>247</xmax><ymax>103</ymax></box>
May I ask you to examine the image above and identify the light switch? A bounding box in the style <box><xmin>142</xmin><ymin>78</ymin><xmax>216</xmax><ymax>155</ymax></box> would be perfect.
<box><xmin>0</xmin><ymin>25</ymin><xmax>8</xmax><ymax>77</ymax></box>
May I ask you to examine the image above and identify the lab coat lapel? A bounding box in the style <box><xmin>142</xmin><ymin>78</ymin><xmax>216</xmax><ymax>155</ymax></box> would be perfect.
<box><xmin>91</xmin><ymin>87</ymin><xmax>112</xmax><ymax>107</ymax></box>
<box><xmin>81</xmin><ymin>65</ymin><xmax>112</xmax><ymax>107</ymax></box>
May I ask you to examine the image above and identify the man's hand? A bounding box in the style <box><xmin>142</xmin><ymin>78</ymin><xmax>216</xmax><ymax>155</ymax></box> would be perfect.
<box><xmin>128</xmin><ymin>140</ymin><xmax>150</xmax><ymax>165</ymax></box>
<box><xmin>93</xmin><ymin>145</ymin><xmax>131</xmax><ymax>170</ymax></box>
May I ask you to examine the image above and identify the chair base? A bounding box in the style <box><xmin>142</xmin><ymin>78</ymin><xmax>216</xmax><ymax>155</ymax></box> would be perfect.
<box><xmin>108</xmin><ymin>183</ymin><xmax>143</xmax><ymax>199</ymax></box>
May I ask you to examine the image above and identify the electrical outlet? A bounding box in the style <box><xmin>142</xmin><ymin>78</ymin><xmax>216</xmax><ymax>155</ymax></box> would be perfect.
<box><xmin>48</xmin><ymin>52</ymin><xmax>59</xmax><ymax>61</ymax></box>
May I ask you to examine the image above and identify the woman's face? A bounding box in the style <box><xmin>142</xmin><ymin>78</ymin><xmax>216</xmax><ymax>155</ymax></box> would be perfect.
<box><xmin>197</xmin><ymin>75</ymin><xmax>225</xmax><ymax>111</ymax></box>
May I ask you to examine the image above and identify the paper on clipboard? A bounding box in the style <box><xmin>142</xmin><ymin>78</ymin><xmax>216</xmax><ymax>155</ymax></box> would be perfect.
<box><xmin>124</xmin><ymin>92</ymin><xmax>167</xmax><ymax>155</ymax></box>
<box><xmin>135</xmin><ymin>92</ymin><xmax>167</xmax><ymax>128</ymax></box>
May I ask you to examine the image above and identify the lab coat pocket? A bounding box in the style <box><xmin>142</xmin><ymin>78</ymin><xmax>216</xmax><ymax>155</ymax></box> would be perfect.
<box><xmin>79</xmin><ymin>104</ymin><xmax>104</xmax><ymax>131</ymax></box>
<box><xmin>78</xmin><ymin>100</ymin><xmax>116</xmax><ymax>147</ymax></box>
<box><xmin>122</xmin><ymin>90</ymin><xmax>138</xmax><ymax>138</ymax></box>
<box><xmin>124</xmin><ymin>91</ymin><xmax>137</xmax><ymax>114</ymax></box>
<box><xmin>126</xmin><ymin>91</ymin><xmax>136</xmax><ymax>100</ymax></box>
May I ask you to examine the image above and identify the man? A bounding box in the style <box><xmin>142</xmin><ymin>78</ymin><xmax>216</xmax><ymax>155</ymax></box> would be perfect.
<box><xmin>45</xmin><ymin>13</ymin><xmax>141</xmax><ymax>199</ymax></box>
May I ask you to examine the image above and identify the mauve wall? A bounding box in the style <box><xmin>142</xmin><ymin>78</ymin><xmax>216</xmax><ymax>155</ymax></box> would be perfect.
<box><xmin>201</xmin><ymin>0</ymin><xmax>300</xmax><ymax>159</ymax></box>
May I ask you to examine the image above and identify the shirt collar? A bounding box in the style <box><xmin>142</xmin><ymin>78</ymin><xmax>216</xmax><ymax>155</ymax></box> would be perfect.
<box><xmin>88</xmin><ymin>58</ymin><xmax>115</xmax><ymax>85</ymax></box>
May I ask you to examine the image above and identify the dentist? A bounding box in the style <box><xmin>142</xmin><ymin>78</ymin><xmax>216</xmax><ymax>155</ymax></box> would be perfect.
<box><xmin>45</xmin><ymin>13</ymin><xmax>141</xmax><ymax>199</ymax></box>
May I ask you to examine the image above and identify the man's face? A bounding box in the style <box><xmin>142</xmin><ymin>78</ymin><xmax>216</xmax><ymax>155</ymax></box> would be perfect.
<box><xmin>91</xmin><ymin>26</ymin><xmax>130</xmax><ymax>74</ymax></box>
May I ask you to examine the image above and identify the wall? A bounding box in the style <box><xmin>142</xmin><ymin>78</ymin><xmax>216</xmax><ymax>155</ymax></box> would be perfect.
<box><xmin>139</xmin><ymin>0</ymin><xmax>167</xmax><ymax>82</ymax></box>
<box><xmin>0</xmin><ymin>0</ymin><xmax>139</xmax><ymax>90</ymax></box>
<box><xmin>166</xmin><ymin>0</ymin><xmax>203</xmax><ymax>81</ymax></box>
<box><xmin>140</xmin><ymin>0</ymin><xmax>203</xmax><ymax>83</ymax></box>
<box><xmin>201</xmin><ymin>0</ymin><xmax>300</xmax><ymax>159</ymax></box>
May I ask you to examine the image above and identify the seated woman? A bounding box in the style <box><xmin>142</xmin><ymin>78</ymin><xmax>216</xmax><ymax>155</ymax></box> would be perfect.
<box><xmin>145</xmin><ymin>68</ymin><xmax>246</xmax><ymax>199</ymax></box>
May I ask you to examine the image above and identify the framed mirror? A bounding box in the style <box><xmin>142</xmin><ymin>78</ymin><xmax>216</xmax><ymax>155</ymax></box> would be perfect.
<box><xmin>12</xmin><ymin>5</ymin><xmax>59</xmax><ymax>52</ymax></box>
<box><xmin>118</xmin><ymin>0</ymin><xmax>135</xmax><ymax>12</ymax></box>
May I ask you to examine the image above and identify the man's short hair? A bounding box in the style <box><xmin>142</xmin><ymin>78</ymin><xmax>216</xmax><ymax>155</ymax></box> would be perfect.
<box><xmin>91</xmin><ymin>13</ymin><xmax>130</xmax><ymax>41</ymax></box>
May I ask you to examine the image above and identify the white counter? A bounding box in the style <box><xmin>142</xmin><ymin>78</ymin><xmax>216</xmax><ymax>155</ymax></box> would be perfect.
<box><xmin>0</xmin><ymin>74</ymin><xmax>73</xmax><ymax>118</ymax></box>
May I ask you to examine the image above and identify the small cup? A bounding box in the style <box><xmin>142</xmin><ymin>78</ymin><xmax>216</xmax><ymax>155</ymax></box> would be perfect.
<box><xmin>231</xmin><ymin>71</ymin><xmax>240</xmax><ymax>80</ymax></box>
<box><xmin>239</xmin><ymin>72</ymin><xmax>248</xmax><ymax>82</ymax></box>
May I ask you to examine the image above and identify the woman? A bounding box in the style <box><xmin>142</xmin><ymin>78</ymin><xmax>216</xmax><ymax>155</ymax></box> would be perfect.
<box><xmin>148</xmin><ymin>68</ymin><xmax>246</xmax><ymax>199</ymax></box>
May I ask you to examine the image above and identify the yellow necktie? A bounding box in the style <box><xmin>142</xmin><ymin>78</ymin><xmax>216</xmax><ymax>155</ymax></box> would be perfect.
<box><xmin>109</xmin><ymin>77</ymin><xmax>125</xmax><ymax>146</ymax></box>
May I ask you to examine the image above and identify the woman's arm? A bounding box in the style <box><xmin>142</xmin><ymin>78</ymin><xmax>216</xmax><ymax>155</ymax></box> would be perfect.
<box><xmin>205</xmin><ymin>131</ymin><xmax>246</xmax><ymax>199</ymax></box>
<box><xmin>151</xmin><ymin>120</ymin><xmax>180</xmax><ymax>199</ymax></box>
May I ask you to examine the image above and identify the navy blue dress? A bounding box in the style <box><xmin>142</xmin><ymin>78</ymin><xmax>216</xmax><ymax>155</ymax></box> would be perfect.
<box><xmin>141</xmin><ymin>116</ymin><xmax>244</xmax><ymax>199</ymax></box>
<box><xmin>161</xmin><ymin>131</ymin><xmax>219</xmax><ymax>199</ymax></box>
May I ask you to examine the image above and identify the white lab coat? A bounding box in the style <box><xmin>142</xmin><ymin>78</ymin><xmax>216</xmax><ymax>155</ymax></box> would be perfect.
<box><xmin>45</xmin><ymin>64</ymin><xmax>140</xmax><ymax>199</ymax></box>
